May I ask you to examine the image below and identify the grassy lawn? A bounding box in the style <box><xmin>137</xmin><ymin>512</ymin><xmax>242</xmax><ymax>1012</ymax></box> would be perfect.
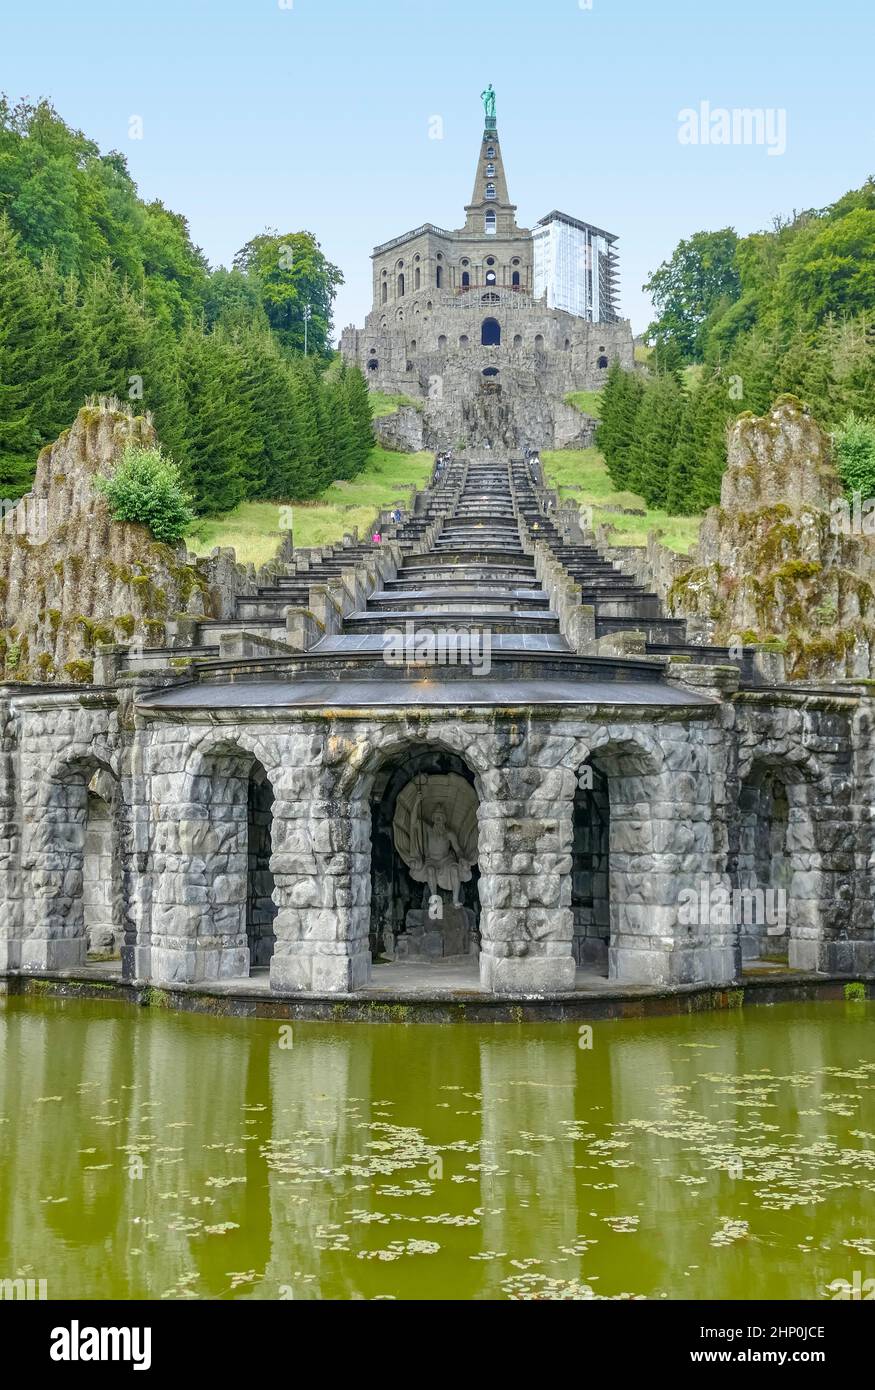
<box><xmin>369</xmin><ymin>391</ymin><xmax>424</xmax><ymax>418</ymax></box>
<box><xmin>542</xmin><ymin>446</ymin><xmax>701</xmax><ymax>554</ymax></box>
<box><xmin>564</xmin><ymin>389</ymin><xmax>602</xmax><ymax>419</ymax></box>
<box><xmin>186</xmin><ymin>446</ymin><xmax>433</xmax><ymax>567</ymax></box>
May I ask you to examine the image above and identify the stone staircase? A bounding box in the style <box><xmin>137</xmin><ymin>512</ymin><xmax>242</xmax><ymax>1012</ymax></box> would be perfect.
<box><xmin>112</xmin><ymin>448</ymin><xmax>758</xmax><ymax>682</ymax></box>
<box><xmin>338</xmin><ymin>460</ymin><xmax>563</xmax><ymax>645</ymax></box>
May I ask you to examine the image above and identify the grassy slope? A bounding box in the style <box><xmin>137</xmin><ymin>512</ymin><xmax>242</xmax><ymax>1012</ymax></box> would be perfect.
<box><xmin>564</xmin><ymin>389</ymin><xmax>602</xmax><ymax>418</ymax></box>
<box><xmin>550</xmin><ymin>384</ymin><xmax>703</xmax><ymax>554</ymax></box>
<box><xmin>542</xmin><ymin>446</ymin><xmax>701</xmax><ymax>553</ymax></box>
<box><xmin>369</xmin><ymin>391</ymin><xmax>424</xmax><ymax>418</ymax></box>
<box><xmin>187</xmin><ymin>445</ymin><xmax>433</xmax><ymax>566</ymax></box>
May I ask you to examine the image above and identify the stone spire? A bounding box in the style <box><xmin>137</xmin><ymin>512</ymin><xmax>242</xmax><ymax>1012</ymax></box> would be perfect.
<box><xmin>462</xmin><ymin>88</ymin><xmax>519</xmax><ymax>236</ymax></box>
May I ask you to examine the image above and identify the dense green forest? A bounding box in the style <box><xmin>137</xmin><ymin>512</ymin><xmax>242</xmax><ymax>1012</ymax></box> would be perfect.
<box><xmin>600</xmin><ymin>180</ymin><xmax>875</xmax><ymax>514</ymax></box>
<box><xmin>0</xmin><ymin>97</ymin><xmax>372</xmax><ymax>508</ymax></box>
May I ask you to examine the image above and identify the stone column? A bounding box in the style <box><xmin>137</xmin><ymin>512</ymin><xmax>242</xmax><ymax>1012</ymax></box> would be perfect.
<box><xmin>269</xmin><ymin>783</ymin><xmax>371</xmax><ymax>993</ymax></box>
<box><xmin>146</xmin><ymin>731</ymin><xmax>250</xmax><ymax>983</ymax></box>
<box><xmin>606</xmin><ymin>727</ymin><xmax>735</xmax><ymax>987</ymax></box>
<box><xmin>478</xmin><ymin>763</ymin><xmax>576</xmax><ymax>994</ymax></box>
<box><xmin>0</xmin><ymin>695</ymin><xmax>21</xmax><ymax>971</ymax></box>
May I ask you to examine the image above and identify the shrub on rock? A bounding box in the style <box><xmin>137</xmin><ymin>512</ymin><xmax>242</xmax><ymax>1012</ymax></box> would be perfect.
<box><xmin>95</xmin><ymin>445</ymin><xmax>195</xmax><ymax>546</ymax></box>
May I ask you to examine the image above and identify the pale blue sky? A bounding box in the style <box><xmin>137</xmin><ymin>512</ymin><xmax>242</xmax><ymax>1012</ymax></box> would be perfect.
<box><xmin>3</xmin><ymin>0</ymin><xmax>873</xmax><ymax>336</ymax></box>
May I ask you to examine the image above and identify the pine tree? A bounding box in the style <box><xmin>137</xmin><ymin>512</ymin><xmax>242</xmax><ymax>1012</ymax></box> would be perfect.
<box><xmin>0</xmin><ymin>215</ymin><xmax>57</xmax><ymax>491</ymax></box>
<box><xmin>666</xmin><ymin>387</ymin><xmax>701</xmax><ymax>515</ymax></box>
<box><xmin>689</xmin><ymin>372</ymin><xmax>734</xmax><ymax>510</ymax></box>
<box><xmin>598</xmin><ymin>368</ymin><xmax>644</xmax><ymax>490</ymax></box>
<box><xmin>643</xmin><ymin>372</ymin><xmax>685</xmax><ymax>508</ymax></box>
<box><xmin>177</xmin><ymin>327</ymin><xmax>248</xmax><ymax>514</ymax></box>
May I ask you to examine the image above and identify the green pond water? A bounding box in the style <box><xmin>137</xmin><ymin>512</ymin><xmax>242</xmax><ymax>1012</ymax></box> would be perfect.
<box><xmin>1</xmin><ymin>995</ymin><xmax>874</xmax><ymax>1301</ymax></box>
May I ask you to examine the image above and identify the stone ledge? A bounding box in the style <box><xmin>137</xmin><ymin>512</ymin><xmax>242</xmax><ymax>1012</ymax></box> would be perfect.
<box><xmin>2</xmin><ymin>967</ymin><xmax>869</xmax><ymax>1024</ymax></box>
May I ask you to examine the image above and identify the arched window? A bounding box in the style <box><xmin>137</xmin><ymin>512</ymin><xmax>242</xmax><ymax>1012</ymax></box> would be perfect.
<box><xmin>485</xmin><ymin>270</ymin><xmax>496</xmax><ymax>285</ymax></box>
<box><xmin>397</xmin><ymin>273</ymin><xmax>405</xmax><ymax>297</ymax></box>
<box><xmin>414</xmin><ymin>267</ymin><xmax>421</xmax><ymax>290</ymax></box>
<box><xmin>534</xmin><ymin>333</ymin><xmax>544</xmax><ymax>350</ymax></box>
<box><xmin>381</xmin><ymin>281</ymin><xmax>388</xmax><ymax>303</ymax></box>
<box><xmin>438</xmin><ymin>334</ymin><xmax>447</xmax><ymax>350</ymax></box>
<box><xmin>481</xmin><ymin>318</ymin><xmax>501</xmax><ymax>347</ymax></box>
<box><xmin>513</xmin><ymin>334</ymin><xmax>522</xmax><ymax>348</ymax></box>
<box><xmin>485</xmin><ymin>211</ymin><xmax>496</xmax><ymax>235</ymax></box>
<box><xmin>410</xmin><ymin>340</ymin><xmax>416</xmax><ymax>352</ymax></box>
<box><xmin>482</xmin><ymin>367</ymin><xmax>500</xmax><ymax>377</ymax></box>
<box><xmin>436</xmin><ymin>266</ymin><xmax>442</xmax><ymax>288</ymax></box>
<box><xmin>512</xmin><ymin>271</ymin><xmax>520</xmax><ymax>288</ymax></box>
<box><xmin>485</xmin><ymin>162</ymin><xmax>495</xmax><ymax>176</ymax></box>
<box><xmin>597</xmin><ymin>355</ymin><xmax>609</xmax><ymax>369</ymax></box>
<box><xmin>367</xmin><ymin>358</ymin><xmax>379</xmax><ymax>372</ymax></box>
<box><xmin>481</xmin><ymin>292</ymin><xmax>500</xmax><ymax>304</ymax></box>
<box><xmin>564</xmin><ymin>338</ymin><xmax>571</xmax><ymax>350</ymax></box>
<box><xmin>459</xmin><ymin>334</ymin><xmax>469</xmax><ymax>348</ymax></box>
<box><xmin>461</xmin><ymin>271</ymin><xmax>470</xmax><ymax>288</ymax></box>
<box><xmin>485</xmin><ymin>183</ymin><xmax>496</xmax><ymax>200</ymax></box>
<box><xmin>486</xmin><ymin>145</ymin><xmax>495</xmax><ymax>158</ymax></box>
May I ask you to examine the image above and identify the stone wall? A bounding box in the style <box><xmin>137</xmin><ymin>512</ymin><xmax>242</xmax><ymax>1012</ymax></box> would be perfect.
<box><xmin>3</xmin><ymin>682</ymin><xmax>872</xmax><ymax>991</ymax></box>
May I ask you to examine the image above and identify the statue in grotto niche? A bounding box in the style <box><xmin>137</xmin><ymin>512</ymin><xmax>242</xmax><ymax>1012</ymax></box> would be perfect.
<box><xmin>393</xmin><ymin>773</ymin><xmax>478</xmax><ymax>908</ymax></box>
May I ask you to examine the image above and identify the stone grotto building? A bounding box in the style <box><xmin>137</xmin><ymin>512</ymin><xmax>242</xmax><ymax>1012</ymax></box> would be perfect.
<box><xmin>1</xmin><ymin>394</ymin><xmax>874</xmax><ymax>1002</ymax></box>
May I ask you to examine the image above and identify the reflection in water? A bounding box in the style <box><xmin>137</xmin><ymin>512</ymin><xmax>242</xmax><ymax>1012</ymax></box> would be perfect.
<box><xmin>0</xmin><ymin>997</ymin><xmax>873</xmax><ymax>1300</ymax></box>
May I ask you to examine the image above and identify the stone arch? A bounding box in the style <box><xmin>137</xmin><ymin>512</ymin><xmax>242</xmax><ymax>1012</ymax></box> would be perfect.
<box><xmin>534</xmin><ymin>333</ymin><xmax>544</xmax><ymax>351</ymax></box>
<box><xmin>31</xmin><ymin>753</ymin><xmax>124</xmax><ymax>971</ymax></box>
<box><xmin>512</xmin><ymin>334</ymin><xmax>522</xmax><ymax>348</ymax></box>
<box><xmin>335</xmin><ymin>729</ymin><xmax>493</xmax><ymax>978</ymax></box>
<box><xmin>437</xmin><ymin>334</ymin><xmax>447</xmax><ymax>350</ymax></box>
<box><xmin>732</xmin><ymin>746</ymin><xmax>827</xmax><ymax>969</ymax></box>
<box><xmin>481</xmin><ymin>317</ymin><xmax>501</xmax><ymax>347</ymax></box>
<box><xmin>597</xmin><ymin>354</ymin><xmax>609</xmax><ymax>369</ymax></box>
<box><xmin>362</xmin><ymin>742</ymin><xmax>485</xmax><ymax>965</ymax></box>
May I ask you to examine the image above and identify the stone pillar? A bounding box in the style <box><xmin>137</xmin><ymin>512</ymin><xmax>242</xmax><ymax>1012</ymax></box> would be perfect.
<box><xmin>269</xmin><ymin>785</ymin><xmax>371</xmax><ymax>993</ymax></box>
<box><xmin>146</xmin><ymin>744</ymin><xmax>250</xmax><ymax>984</ymax></box>
<box><xmin>0</xmin><ymin>696</ymin><xmax>21</xmax><ymax>971</ymax></box>
<box><xmin>605</xmin><ymin>732</ymin><xmax>735</xmax><ymax>988</ymax></box>
<box><xmin>478</xmin><ymin>763</ymin><xmax>576</xmax><ymax>994</ymax></box>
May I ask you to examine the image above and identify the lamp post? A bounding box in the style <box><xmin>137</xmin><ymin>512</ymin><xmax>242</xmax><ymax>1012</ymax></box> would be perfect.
<box><xmin>303</xmin><ymin>303</ymin><xmax>312</xmax><ymax>356</ymax></box>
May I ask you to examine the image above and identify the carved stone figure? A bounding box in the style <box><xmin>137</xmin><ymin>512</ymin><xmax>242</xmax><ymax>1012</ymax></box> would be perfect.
<box><xmin>393</xmin><ymin>772</ymin><xmax>478</xmax><ymax>907</ymax></box>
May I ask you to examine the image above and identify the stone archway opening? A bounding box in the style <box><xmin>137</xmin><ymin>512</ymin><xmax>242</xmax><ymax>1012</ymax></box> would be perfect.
<box><xmin>247</xmin><ymin>763</ymin><xmax>277</xmax><ymax>970</ymax></box>
<box><xmin>83</xmin><ymin>769</ymin><xmax>123</xmax><ymax>959</ymax></box>
<box><xmin>481</xmin><ymin>317</ymin><xmax>501</xmax><ymax>346</ymax></box>
<box><xmin>572</xmin><ymin>762</ymin><xmax>611</xmax><ymax>976</ymax></box>
<box><xmin>36</xmin><ymin>759</ymin><xmax>123</xmax><ymax>970</ymax></box>
<box><xmin>736</xmin><ymin>762</ymin><xmax>795</xmax><ymax>963</ymax></box>
<box><xmin>367</xmin><ymin>745</ymin><xmax>481</xmax><ymax>968</ymax></box>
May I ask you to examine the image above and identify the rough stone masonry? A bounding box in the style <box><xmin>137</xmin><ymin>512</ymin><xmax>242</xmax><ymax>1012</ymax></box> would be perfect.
<box><xmin>1</xmin><ymin>397</ymin><xmax>874</xmax><ymax>998</ymax></box>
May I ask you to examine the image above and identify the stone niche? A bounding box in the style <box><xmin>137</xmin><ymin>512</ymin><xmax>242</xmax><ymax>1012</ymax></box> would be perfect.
<box><xmin>369</xmin><ymin>754</ymin><xmax>481</xmax><ymax>964</ymax></box>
